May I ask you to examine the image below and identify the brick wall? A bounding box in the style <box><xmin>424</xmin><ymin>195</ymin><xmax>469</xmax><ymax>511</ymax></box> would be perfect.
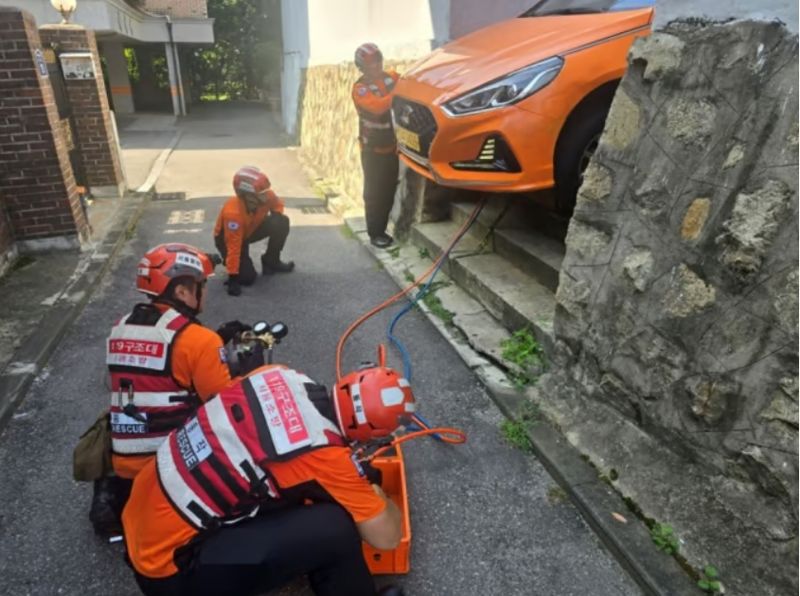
<box><xmin>143</xmin><ymin>0</ymin><xmax>208</xmax><ymax>18</ymax></box>
<box><xmin>39</xmin><ymin>25</ymin><xmax>125</xmax><ymax>193</ymax></box>
<box><xmin>0</xmin><ymin>8</ymin><xmax>88</xmax><ymax>248</ymax></box>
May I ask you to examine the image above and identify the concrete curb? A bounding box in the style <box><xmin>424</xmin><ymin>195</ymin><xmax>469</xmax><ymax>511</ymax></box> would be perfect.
<box><xmin>0</xmin><ymin>194</ymin><xmax>151</xmax><ymax>431</ymax></box>
<box><xmin>135</xmin><ymin>130</ymin><xmax>182</xmax><ymax>194</ymax></box>
<box><xmin>342</xmin><ymin>215</ymin><xmax>700</xmax><ymax>596</ymax></box>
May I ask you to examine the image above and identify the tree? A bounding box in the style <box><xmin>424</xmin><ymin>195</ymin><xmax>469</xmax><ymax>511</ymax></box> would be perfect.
<box><xmin>188</xmin><ymin>0</ymin><xmax>282</xmax><ymax>101</ymax></box>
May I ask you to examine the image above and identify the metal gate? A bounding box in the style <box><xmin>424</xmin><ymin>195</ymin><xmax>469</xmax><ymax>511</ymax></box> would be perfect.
<box><xmin>43</xmin><ymin>47</ymin><xmax>88</xmax><ymax>189</ymax></box>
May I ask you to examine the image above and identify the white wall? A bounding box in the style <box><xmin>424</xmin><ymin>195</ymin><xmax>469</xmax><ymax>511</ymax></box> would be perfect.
<box><xmin>304</xmin><ymin>0</ymin><xmax>437</xmax><ymax>66</ymax></box>
<box><xmin>448</xmin><ymin>0</ymin><xmax>533</xmax><ymax>40</ymax></box>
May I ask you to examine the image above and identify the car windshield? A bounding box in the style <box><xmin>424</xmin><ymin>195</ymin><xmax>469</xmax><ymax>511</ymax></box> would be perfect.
<box><xmin>521</xmin><ymin>0</ymin><xmax>654</xmax><ymax>17</ymax></box>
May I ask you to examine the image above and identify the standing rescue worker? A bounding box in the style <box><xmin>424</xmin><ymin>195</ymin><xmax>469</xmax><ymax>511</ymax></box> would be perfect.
<box><xmin>91</xmin><ymin>243</ymin><xmax>243</xmax><ymax>536</ymax></box>
<box><xmin>352</xmin><ymin>43</ymin><xmax>400</xmax><ymax>249</ymax></box>
<box><xmin>122</xmin><ymin>363</ymin><xmax>410</xmax><ymax>596</ymax></box>
<box><xmin>214</xmin><ymin>166</ymin><xmax>294</xmax><ymax>297</ymax></box>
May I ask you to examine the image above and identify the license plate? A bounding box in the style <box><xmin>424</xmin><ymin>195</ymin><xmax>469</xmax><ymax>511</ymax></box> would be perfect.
<box><xmin>395</xmin><ymin>126</ymin><xmax>420</xmax><ymax>152</ymax></box>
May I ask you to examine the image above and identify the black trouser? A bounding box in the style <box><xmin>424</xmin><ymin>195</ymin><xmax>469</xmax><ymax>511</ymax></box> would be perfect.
<box><xmin>214</xmin><ymin>212</ymin><xmax>290</xmax><ymax>285</ymax></box>
<box><xmin>133</xmin><ymin>503</ymin><xmax>377</xmax><ymax>596</ymax></box>
<box><xmin>360</xmin><ymin>150</ymin><xmax>399</xmax><ymax>239</ymax></box>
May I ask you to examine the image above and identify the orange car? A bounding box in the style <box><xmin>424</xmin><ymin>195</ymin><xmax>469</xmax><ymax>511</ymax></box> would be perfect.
<box><xmin>392</xmin><ymin>0</ymin><xmax>654</xmax><ymax>212</ymax></box>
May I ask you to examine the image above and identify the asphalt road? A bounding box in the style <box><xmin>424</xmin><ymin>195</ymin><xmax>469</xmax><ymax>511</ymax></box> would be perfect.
<box><xmin>0</xmin><ymin>105</ymin><xmax>640</xmax><ymax>596</ymax></box>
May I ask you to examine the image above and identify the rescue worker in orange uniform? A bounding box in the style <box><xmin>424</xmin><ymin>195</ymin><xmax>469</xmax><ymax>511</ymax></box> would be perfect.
<box><xmin>352</xmin><ymin>43</ymin><xmax>400</xmax><ymax>249</ymax></box>
<box><xmin>122</xmin><ymin>363</ymin><xmax>409</xmax><ymax>596</ymax></box>
<box><xmin>90</xmin><ymin>243</ymin><xmax>244</xmax><ymax>536</ymax></box>
<box><xmin>214</xmin><ymin>166</ymin><xmax>294</xmax><ymax>297</ymax></box>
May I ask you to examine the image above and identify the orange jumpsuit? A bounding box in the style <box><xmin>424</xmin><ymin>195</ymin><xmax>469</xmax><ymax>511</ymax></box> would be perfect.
<box><xmin>352</xmin><ymin>70</ymin><xmax>401</xmax><ymax>240</ymax></box>
<box><xmin>213</xmin><ymin>193</ymin><xmax>287</xmax><ymax>283</ymax></box>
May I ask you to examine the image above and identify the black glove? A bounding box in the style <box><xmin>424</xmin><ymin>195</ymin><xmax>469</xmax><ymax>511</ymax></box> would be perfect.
<box><xmin>227</xmin><ymin>275</ymin><xmax>241</xmax><ymax>297</ymax></box>
<box><xmin>216</xmin><ymin>320</ymin><xmax>251</xmax><ymax>345</ymax></box>
<box><xmin>360</xmin><ymin>461</ymin><xmax>383</xmax><ymax>487</ymax></box>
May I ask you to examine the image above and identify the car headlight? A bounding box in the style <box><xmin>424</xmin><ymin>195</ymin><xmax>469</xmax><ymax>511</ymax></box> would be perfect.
<box><xmin>442</xmin><ymin>56</ymin><xmax>564</xmax><ymax>117</ymax></box>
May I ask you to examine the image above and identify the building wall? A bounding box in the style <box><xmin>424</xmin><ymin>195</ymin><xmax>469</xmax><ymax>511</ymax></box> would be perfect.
<box><xmin>448</xmin><ymin>0</ymin><xmax>532</xmax><ymax>40</ymax></box>
<box><xmin>0</xmin><ymin>8</ymin><xmax>88</xmax><ymax>249</ymax></box>
<box><xmin>142</xmin><ymin>0</ymin><xmax>208</xmax><ymax>19</ymax></box>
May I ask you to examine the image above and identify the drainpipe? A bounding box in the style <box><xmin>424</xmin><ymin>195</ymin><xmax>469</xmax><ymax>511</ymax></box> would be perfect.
<box><xmin>140</xmin><ymin>6</ymin><xmax>187</xmax><ymax>116</ymax></box>
<box><xmin>165</xmin><ymin>16</ymin><xmax>187</xmax><ymax>116</ymax></box>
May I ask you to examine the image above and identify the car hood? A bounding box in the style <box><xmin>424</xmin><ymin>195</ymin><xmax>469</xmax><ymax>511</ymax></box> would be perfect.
<box><xmin>403</xmin><ymin>9</ymin><xmax>653</xmax><ymax>102</ymax></box>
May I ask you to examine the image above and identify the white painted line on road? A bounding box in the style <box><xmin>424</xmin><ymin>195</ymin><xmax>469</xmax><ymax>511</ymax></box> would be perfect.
<box><xmin>136</xmin><ymin>130</ymin><xmax>183</xmax><ymax>194</ymax></box>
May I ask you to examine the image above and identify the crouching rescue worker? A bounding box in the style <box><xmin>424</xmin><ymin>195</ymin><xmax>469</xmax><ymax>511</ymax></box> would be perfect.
<box><xmin>122</xmin><ymin>363</ymin><xmax>410</xmax><ymax>596</ymax></box>
<box><xmin>352</xmin><ymin>43</ymin><xmax>400</xmax><ymax>249</ymax></box>
<box><xmin>90</xmin><ymin>243</ymin><xmax>242</xmax><ymax>536</ymax></box>
<box><xmin>214</xmin><ymin>166</ymin><xmax>294</xmax><ymax>297</ymax></box>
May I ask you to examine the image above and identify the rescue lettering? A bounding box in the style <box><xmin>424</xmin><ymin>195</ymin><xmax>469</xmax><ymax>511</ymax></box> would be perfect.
<box><xmin>176</xmin><ymin>417</ymin><xmax>212</xmax><ymax>470</ymax></box>
<box><xmin>111</xmin><ymin>411</ymin><xmax>148</xmax><ymax>435</ymax></box>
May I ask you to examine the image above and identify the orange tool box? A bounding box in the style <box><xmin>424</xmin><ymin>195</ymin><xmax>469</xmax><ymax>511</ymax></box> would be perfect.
<box><xmin>362</xmin><ymin>445</ymin><xmax>411</xmax><ymax>575</ymax></box>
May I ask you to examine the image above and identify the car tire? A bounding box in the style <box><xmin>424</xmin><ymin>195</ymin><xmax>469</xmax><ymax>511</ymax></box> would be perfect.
<box><xmin>554</xmin><ymin>104</ymin><xmax>610</xmax><ymax>216</ymax></box>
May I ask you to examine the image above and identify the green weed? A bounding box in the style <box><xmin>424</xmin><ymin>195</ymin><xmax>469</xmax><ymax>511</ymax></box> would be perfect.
<box><xmin>650</xmin><ymin>523</ymin><xmax>680</xmax><ymax>555</ymax></box>
<box><xmin>501</xmin><ymin>328</ymin><xmax>546</xmax><ymax>388</ymax></box>
<box><xmin>547</xmin><ymin>485</ymin><xmax>568</xmax><ymax>505</ymax></box>
<box><xmin>418</xmin><ymin>246</ymin><xmax>431</xmax><ymax>260</ymax></box>
<box><xmin>340</xmin><ymin>224</ymin><xmax>356</xmax><ymax>240</ymax></box>
<box><xmin>404</xmin><ymin>271</ymin><xmax>415</xmax><ymax>284</ymax></box>
<box><xmin>386</xmin><ymin>245</ymin><xmax>401</xmax><ymax>259</ymax></box>
<box><xmin>500</xmin><ymin>419</ymin><xmax>533</xmax><ymax>453</ymax></box>
<box><xmin>421</xmin><ymin>291</ymin><xmax>454</xmax><ymax>325</ymax></box>
<box><xmin>697</xmin><ymin>565</ymin><xmax>723</xmax><ymax>594</ymax></box>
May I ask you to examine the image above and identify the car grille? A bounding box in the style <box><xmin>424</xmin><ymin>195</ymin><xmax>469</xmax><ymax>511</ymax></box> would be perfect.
<box><xmin>392</xmin><ymin>96</ymin><xmax>437</xmax><ymax>158</ymax></box>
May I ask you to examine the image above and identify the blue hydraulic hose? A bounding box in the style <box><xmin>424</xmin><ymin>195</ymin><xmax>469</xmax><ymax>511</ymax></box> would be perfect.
<box><xmin>386</xmin><ymin>201</ymin><xmax>485</xmax><ymax>382</ymax></box>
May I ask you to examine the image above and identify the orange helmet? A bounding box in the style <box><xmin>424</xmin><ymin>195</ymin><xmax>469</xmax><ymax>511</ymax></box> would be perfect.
<box><xmin>233</xmin><ymin>166</ymin><xmax>270</xmax><ymax>201</ymax></box>
<box><xmin>136</xmin><ymin>243</ymin><xmax>215</xmax><ymax>297</ymax></box>
<box><xmin>334</xmin><ymin>363</ymin><xmax>416</xmax><ymax>443</ymax></box>
<box><xmin>355</xmin><ymin>43</ymin><xmax>382</xmax><ymax>72</ymax></box>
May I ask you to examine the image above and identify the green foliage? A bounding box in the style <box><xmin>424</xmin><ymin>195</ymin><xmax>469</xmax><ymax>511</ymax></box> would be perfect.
<box><xmin>404</xmin><ymin>271</ymin><xmax>415</xmax><ymax>283</ymax></box>
<box><xmin>500</xmin><ymin>419</ymin><xmax>533</xmax><ymax>453</ymax></box>
<box><xmin>501</xmin><ymin>329</ymin><xmax>546</xmax><ymax>388</ymax></box>
<box><xmin>697</xmin><ymin>565</ymin><xmax>723</xmax><ymax>594</ymax></box>
<box><xmin>650</xmin><ymin>523</ymin><xmax>680</xmax><ymax>555</ymax></box>
<box><xmin>189</xmin><ymin>0</ymin><xmax>282</xmax><ymax>101</ymax></box>
<box><xmin>339</xmin><ymin>224</ymin><xmax>355</xmax><ymax>240</ymax></box>
<box><xmin>386</xmin><ymin>245</ymin><xmax>401</xmax><ymax>259</ymax></box>
<box><xmin>123</xmin><ymin>48</ymin><xmax>139</xmax><ymax>83</ymax></box>
<box><xmin>418</xmin><ymin>247</ymin><xmax>431</xmax><ymax>259</ymax></box>
<box><xmin>420</xmin><ymin>291</ymin><xmax>454</xmax><ymax>325</ymax></box>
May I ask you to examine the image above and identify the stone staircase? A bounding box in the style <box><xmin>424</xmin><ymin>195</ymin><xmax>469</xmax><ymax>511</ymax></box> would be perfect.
<box><xmin>406</xmin><ymin>196</ymin><xmax>569</xmax><ymax>354</ymax></box>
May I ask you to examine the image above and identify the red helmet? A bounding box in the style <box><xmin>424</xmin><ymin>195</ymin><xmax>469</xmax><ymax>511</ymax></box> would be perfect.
<box><xmin>136</xmin><ymin>243</ymin><xmax>215</xmax><ymax>297</ymax></box>
<box><xmin>355</xmin><ymin>43</ymin><xmax>383</xmax><ymax>72</ymax></box>
<box><xmin>334</xmin><ymin>361</ymin><xmax>416</xmax><ymax>443</ymax></box>
<box><xmin>233</xmin><ymin>166</ymin><xmax>271</xmax><ymax>202</ymax></box>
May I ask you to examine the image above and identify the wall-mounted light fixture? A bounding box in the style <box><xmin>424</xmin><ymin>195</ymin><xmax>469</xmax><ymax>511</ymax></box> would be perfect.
<box><xmin>50</xmin><ymin>0</ymin><xmax>77</xmax><ymax>24</ymax></box>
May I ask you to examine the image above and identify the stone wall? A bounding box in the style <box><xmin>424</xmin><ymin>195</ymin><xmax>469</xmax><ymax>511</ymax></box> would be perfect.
<box><xmin>549</xmin><ymin>19</ymin><xmax>797</xmax><ymax>594</ymax></box>
<box><xmin>142</xmin><ymin>0</ymin><xmax>208</xmax><ymax>18</ymax></box>
<box><xmin>297</xmin><ymin>60</ymin><xmax>415</xmax><ymax>213</ymax></box>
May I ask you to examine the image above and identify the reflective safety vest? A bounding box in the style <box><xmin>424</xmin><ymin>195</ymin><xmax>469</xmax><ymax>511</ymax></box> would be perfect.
<box><xmin>156</xmin><ymin>367</ymin><xmax>345</xmax><ymax>530</ymax></box>
<box><xmin>107</xmin><ymin>307</ymin><xmax>198</xmax><ymax>459</ymax></box>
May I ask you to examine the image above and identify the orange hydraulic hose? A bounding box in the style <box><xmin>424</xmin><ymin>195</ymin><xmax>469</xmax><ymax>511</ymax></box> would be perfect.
<box><xmin>335</xmin><ymin>200</ymin><xmax>486</xmax><ymax>380</ymax></box>
<box><xmin>365</xmin><ymin>427</ymin><xmax>467</xmax><ymax>461</ymax></box>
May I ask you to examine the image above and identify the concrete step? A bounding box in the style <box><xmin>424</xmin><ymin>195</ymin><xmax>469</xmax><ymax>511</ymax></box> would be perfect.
<box><xmin>452</xmin><ymin>198</ymin><xmax>570</xmax><ymax>243</ymax></box>
<box><xmin>448</xmin><ymin>200</ymin><xmax>565</xmax><ymax>293</ymax></box>
<box><xmin>494</xmin><ymin>227</ymin><xmax>564</xmax><ymax>293</ymax></box>
<box><xmin>410</xmin><ymin>220</ymin><xmax>555</xmax><ymax>353</ymax></box>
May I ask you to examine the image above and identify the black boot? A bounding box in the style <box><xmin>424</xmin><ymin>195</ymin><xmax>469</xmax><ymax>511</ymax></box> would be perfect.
<box><xmin>89</xmin><ymin>477</ymin><xmax>122</xmax><ymax>537</ymax></box>
<box><xmin>378</xmin><ymin>586</ymin><xmax>404</xmax><ymax>596</ymax></box>
<box><xmin>89</xmin><ymin>476</ymin><xmax>133</xmax><ymax>537</ymax></box>
<box><xmin>261</xmin><ymin>253</ymin><xmax>295</xmax><ymax>274</ymax></box>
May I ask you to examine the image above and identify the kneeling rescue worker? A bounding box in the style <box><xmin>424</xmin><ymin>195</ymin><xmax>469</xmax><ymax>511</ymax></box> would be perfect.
<box><xmin>122</xmin><ymin>362</ymin><xmax>411</xmax><ymax>596</ymax></box>
<box><xmin>91</xmin><ymin>243</ymin><xmax>243</xmax><ymax>535</ymax></box>
<box><xmin>214</xmin><ymin>166</ymin><xmax>295</xmax><ymax>297</ymax></box>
